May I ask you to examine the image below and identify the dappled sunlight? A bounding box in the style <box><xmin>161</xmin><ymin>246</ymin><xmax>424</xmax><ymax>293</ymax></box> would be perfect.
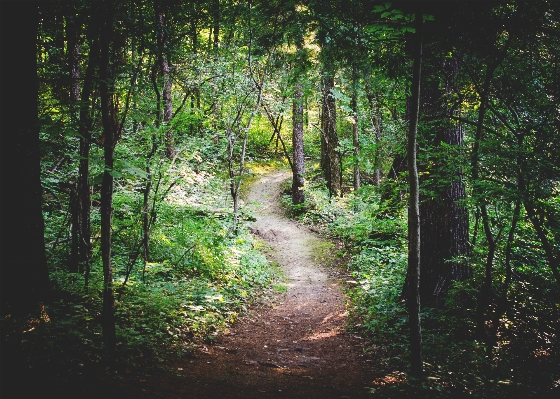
<box><xmin>303</xmin><ymin>326</ymin><xmax>344</xmax><ymax>341</ymax></box>
<box><xmin>166</xmin><ymin>164</ymin><xmax>229</xmax><ymax>209</ymax></box>
<box><xmin>321</xmin><ymin>310</ymin><xmax>348</xmax><ymax>324</ymax></box>
<box><xmin>369</xmin><ymin>371</ymin><xmax>408</xmax><ymax>387</ymax></box>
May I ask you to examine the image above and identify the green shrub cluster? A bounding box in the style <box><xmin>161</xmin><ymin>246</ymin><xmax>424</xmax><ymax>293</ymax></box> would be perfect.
<box><xmin>284</xmin><ymin>172</ymin><xmax>559</xmax><ymax>398</ymax></box>
<box><xmin>2</xmin><ymin>162</ymin><xmax>282</xmax><ymax>372</ymax></box>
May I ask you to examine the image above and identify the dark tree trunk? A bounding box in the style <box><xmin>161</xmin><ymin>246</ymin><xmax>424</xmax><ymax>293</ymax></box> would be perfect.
<box><xmin>66</xmin><ymin>6</ymin><xmax>81</xmax><ymax>273</ymax></box>
<box><xmin>66</xmin><ymin>11</ymin><xmax>81</xmax><ymax>104</ymax></box>
<box><xmin>419</xmin><ymin>166</ymin><xmax>470</xmax><ymax>306</ymax></box>
<box><xmin>292</xmin><ymin>84</ymin><xmax>305</xmax><ymax>205</ymax></box>
<box><xmin>210</xmin><ymin>0</ymin><xmax>220</xmax><ymax>139</ymax></box>
<box><xmin>99</xmin><ymin>0</ymin><xmax>118</xmax><ymax>352</ymax></box>
<box><xmin>155</xmin><ymin>1</ymin><xmax>174</xmax><ymax>159</ymax></box>
<box><xmin>413</xmin><ymin>53</ymin><xmax>471</xmax><ymax>307</ymax></box>
<box><xmin>0</xmin><ymin>1</ymin><xmax>50</xmax><ymax>316</ymax></box>
<box><xmin>320</xmin><ymin>73</ymin><xmax>341</xmax><ymax>197</ymax></box>
<box><xmin>351</xmin><ymin>79</ymin><xmax>360</xmax><ymax>191</ymax></box>
<box><xmin>68</xmin><ymin>185</ymin><xmax>81</xmax><ymax>273</ymax></box>
<box><xmin>212</xmin><ymin>0</ymin><xmax>220</xmax><ymax>49</ymax></box>
<box><xmin>78</xmin><ymin>6</ymin><xmax>101</xmax><ymax>287</ymax></box>
<box><xmin>406</xmin><ymin>8</ymin><xmax>423</xmax><ymax>378</ymax></box>
<box><xmin>365</xmin><ymin>88</ymin><xmax>383</xmax><ymax>186</ymax></box>
<box><xmin>143</xmin><ymin>132</ymin><xmax>157</xmax><ymax>275</ymax></box>
<box><xmin>47</xmin><ymin>5</ymin><xmax>67</xmax><ymax>103</ymax></box>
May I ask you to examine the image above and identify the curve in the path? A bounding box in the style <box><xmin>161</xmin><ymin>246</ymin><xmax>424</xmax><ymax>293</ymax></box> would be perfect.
<box><xmin>135</xmin><ymin>171</ymin><xmax>378</xmax><ymax>399</ymax></box>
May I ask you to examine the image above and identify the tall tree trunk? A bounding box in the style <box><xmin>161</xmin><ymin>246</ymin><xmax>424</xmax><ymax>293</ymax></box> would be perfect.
<box><xmin>155</xmin><ymin>1</ymin><xmax>174</xmax><ymax>158</ymax></box>
<box><xmin>99</xmin><ymin>0</ymin><xmax>118</xmax><ymax>352</ymax></box>
<box><xmin>212</xmin><ymin>0</ymin><xmax>220</xmax><ymax>49</ymax></box>
<box><xmin>66</xmin><ymin>7</ymin><xmax>81</xmax><ymax>273</ymax></box>
<box><xmin>79</xmin><ymin>7</ymin><xmax>101</xmax><ymax>288</ymax></box>
<box><xmin>211</xmin><ymin>0</ymin><xmax>220</xmax><ymax>139</ymax></box>
<box><xmin>406</xmin><ymin>8</ymin><xmax>423</xmax><ymax>378</ymax></box>
<box><xmin>162</xmin><ymin>59</ymin><xmax>173</xmax><ymax>157</ymax></box>
<box><xmin>292</xmin><ymin>83</ymin><xmax>305</xmax><ymax>205</ymax></box>
<box><xmin>66</xmin><ymin>11</ymin><xmax>80</xmax><ymax>104</ymax></box>
<box><xmin>414</xmin><ymin>53</ymin><xmax>470</xmax><ymax>307</ymax></box>
<box><xmin>321</xmin><ymin>72</ymin><xmax>340</xmax><ymax>197</ymax></box>
<box><xmin>48</xmin><ymin>6</ymin><xmax>66</xmax><ymax>103</ymax></box>
<box><xmin>365</xmin><ymin>87</ymin><xmax>383</xmax><ymax>186</ymax></box>
<box><xmin>143</xmin><ymin>131</ymin><xmax>157</xmax><ymax>277</ymax></box>
<box><xmin>68</xmin><ymin>186</ymin><xmax>81</xmax><ymax>273</ymax></box>
<box><xmin>0</xmin><ymin>0</ymin><xmax>50</xmax><ymax>316</ymax></box>
<box><xmin>351</xmin><ymin>76</ymin><xmax>360</xmax><ymax>191</ymax></box>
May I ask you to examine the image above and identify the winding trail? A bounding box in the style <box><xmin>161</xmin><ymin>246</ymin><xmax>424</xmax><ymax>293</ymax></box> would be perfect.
<box><xmin>102</xmin><ymin>170</ymin><xmax>379</xmax><ymax>398</ymax></box>
<box><xmin>169</xmin><ymin>170</ymin><xmax>378</xmax><ymax>398</ymax></box>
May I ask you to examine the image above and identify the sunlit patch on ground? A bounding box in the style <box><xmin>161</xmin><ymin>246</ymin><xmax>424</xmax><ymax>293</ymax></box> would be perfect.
<box><xmin>369</xmin><ymin>371</ymin><xmax>408</xmax><ymax>387</ymax></box>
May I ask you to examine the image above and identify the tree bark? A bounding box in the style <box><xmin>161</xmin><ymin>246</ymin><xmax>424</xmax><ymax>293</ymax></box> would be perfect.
<box><xmin>407</xmin><ymin>8</ymin><xmax>423</xmax><ymax>378</ymax></box>
<box><xmin>292</xmin><ymin>83</ymin><xmax>305</xmax><ymax>205</ymax></box>
<box><xmin>0</xmin><ymin>0</ymin><xmax>50</xmax><ymax>315</ymax></box>
<box><xmin>351</xmin><ymin>78</ymin><xmax>360</xmax><ymax>191</ymax></box>
<box><xmin>99</xmin><ymin>0</ymin><xmax>118</xmax><ymax>352</ymax></box>
<box><xmin>66</xmin><ymin>10</ymin><xmax>81</xmax><ymax>104</ymax></box>
<box><xmin>66</xmin><ymin>6</ymin><xmax>82</xmax><ymax>273</ymax></box>
<box><xmin>155</xmin><ymin>0</ymin><xmax>174</xmax><ymax>158</ymax></box>
<box><xmin>365</xmin><ymin>88</ymin><xmax>383</xmax><ymax>186</ymax></box>
<box><xmin>415</xmin><ymin>55</ymin><xmax>470</xmax><ymax>307</ymax></box>
<box><xmin>321</xmin><ymin>73</ymin><xmax>341</xmax><ymax>197</ymax></box>
<box><xmin>74</xmin><ymin>1</ymin><xmax>103</xmax><ymax>287</ymax></box>
<box><xmin>212</xmin><ymin>0</ymin><xmax>220</xmax><ymax>49</ymax></box>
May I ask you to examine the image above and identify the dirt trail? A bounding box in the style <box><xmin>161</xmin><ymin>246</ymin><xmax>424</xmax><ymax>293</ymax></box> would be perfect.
<box><xmin>161</xmin><ymin>170</ymin><xmax>377</xmax><ymax>398</ymax></box>
<box><xmin>87</xmin><ymin>170</ymin><xmax>378</xmax><ymax>399</ymax></box>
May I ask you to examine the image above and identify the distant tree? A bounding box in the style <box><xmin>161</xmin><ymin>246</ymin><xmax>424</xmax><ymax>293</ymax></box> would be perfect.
<box><xmin>154</xmin><ymin>0</ymin><xmax>174</xmax><ymax>159</ymax></box>
<box><xmin>320</xmin><ymin>67</ymin><xmax>341</xmax><ymax>197</ymax></box>
<box><xmin>292</xmin><ymin>81</ymin><xmax>306</xmax><ymax>205</ymax></box>
<box><xmin>313</xmin><ymin>0</ymin><xmax>341</xmax><ymax>197</ymax></box>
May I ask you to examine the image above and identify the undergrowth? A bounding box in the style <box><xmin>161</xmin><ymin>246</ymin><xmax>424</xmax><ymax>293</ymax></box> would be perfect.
<box><xmin>282</xmin><ymin>165</ymin><xmax>560</xmax><ymax>398</ymax></box>
<box><xmin>1</xmin><ymin>160</ymin><xmax>283</xmax><ymax>378</ymax></box>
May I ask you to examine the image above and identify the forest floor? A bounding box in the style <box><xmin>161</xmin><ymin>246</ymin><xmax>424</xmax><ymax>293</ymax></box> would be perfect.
<box><xmin>4</xmin><ymin>170</ymin><xmax>388</xmax><ymax>398</ymax></box>
<box><xmin>146</xmin><ymin>170</ymin><xmax>381</xmax><ymax>398</ymax></box>
<box><xmin>112</xmin><ymin>170</ymin><xmax>382</xmax><ymax>398</ymax></box>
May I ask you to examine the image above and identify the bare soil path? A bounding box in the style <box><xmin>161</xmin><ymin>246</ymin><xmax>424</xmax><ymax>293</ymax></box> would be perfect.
<box><xmin>40</xmin><ymin>170</ymin><xmax>379</xmax><ymax>399</ymax></box>
<box><xmin>164</xmin><ymin>170</ymin><xmax>378</xmax><ymax>398</ymax></box>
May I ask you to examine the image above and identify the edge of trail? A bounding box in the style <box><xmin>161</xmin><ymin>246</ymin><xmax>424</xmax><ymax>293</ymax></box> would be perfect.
<box><xmin>159</xmin><ymin>169</ymin><xmax>381</xmax><ymax>399</ymax></box>
<box><xmin>57</xmin><ymin>169</ymin><xmax>383</xmax><ymax>399</ymax></box>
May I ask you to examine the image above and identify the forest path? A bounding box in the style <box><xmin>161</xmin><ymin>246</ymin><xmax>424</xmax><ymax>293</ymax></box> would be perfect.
<box><xmin>162</xmin><ymin>170</ymin><xmax>378</xmax><ymax>398</ymax></box>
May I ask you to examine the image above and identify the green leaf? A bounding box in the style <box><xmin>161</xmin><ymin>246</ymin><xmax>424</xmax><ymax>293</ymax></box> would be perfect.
<box><xmin>108</xmin><ymin>169</ymin><xmax>122</xmax><ymax>178</ymax></box>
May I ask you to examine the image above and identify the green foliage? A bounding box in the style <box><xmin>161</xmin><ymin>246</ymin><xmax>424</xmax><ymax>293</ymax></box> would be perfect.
<box><xmin>347</xmin><ymin>245</ymin><xmax>407</xmax><ymax>336</ymax></box>
<box><xmin>29</xmin><ymin>88</ymin><xmax>285</xmax><ymax>370</ymax></box>
<box><xmin>11</xmin><ymin>0</ymin><xmax>560</xmax><ymax>396</ymax></box>
<box><xmin>289</xmin><ymin>154</ymin><xmax>559</xmax><ymax>397</ymax></box>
